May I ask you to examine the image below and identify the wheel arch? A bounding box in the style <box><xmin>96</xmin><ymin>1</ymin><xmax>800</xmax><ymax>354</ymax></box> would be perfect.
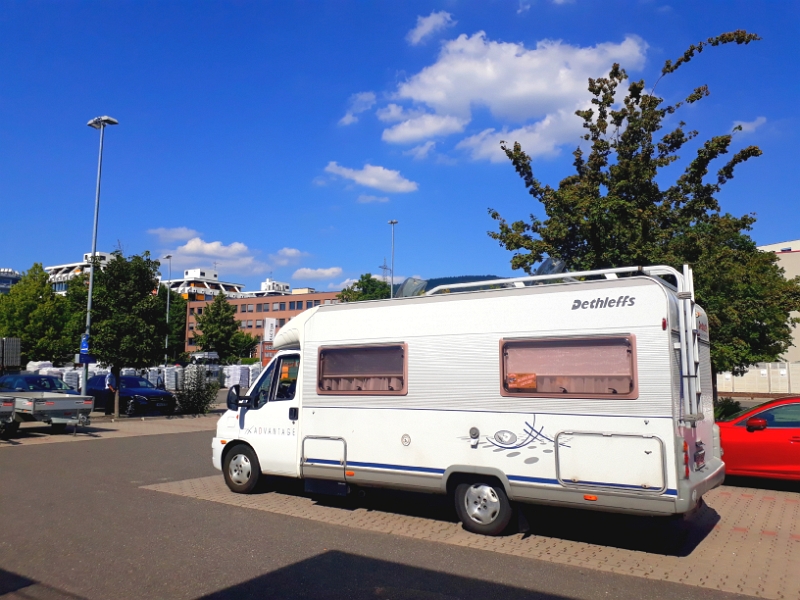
<box><xmin>442</xmin><ymin>466</ymin><xmax>514</xmax><ymax>499</ymax></box>
<box><xmin>221</xmin><ymin>439</ymin><xmax>256</xmax><ymax>468</ymax></box>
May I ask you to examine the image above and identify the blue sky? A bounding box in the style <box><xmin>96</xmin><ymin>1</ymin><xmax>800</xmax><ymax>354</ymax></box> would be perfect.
<box><xmin>1</xmin><ymin>1</ymin><xmax>798</xmax><ymax>291</ymax></box>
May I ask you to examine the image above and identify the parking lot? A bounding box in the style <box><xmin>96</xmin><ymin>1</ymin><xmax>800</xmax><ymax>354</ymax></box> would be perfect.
<box><xmin>1</xmin><ymin>417</ymin><xmax>798</xmax><ymax>599</ymax></box>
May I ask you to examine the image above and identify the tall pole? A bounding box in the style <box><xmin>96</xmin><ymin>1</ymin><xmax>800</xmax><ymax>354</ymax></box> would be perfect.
<box><xmin>388</xmin><ymin>220</ymin><xmax>398</xmax><ymax>298</ymax></box>
<box><xmin>164</xmin><ymin>255</ymin><xmax>172</xmax><ymax>364</ymax></box>
<box><xmin>82</xmin><ymin>125</ymin><xmax>106</xmax><ymax>396</ymax></box>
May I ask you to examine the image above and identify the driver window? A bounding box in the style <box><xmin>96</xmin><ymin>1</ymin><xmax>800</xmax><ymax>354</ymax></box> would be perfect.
<box><xmin>272</xmin><ymin>356</ymin><xmax>300</xmax><ymax>402</ymax></box>
<box><xmin>755</xmin><ymin>404</ymin><xmax>800</xmax><ymax>428</ymax></box>
<box><xmin>251</xmin><ymin>363</ymin><xmax>276</xmax><ymax>409</ymax></box>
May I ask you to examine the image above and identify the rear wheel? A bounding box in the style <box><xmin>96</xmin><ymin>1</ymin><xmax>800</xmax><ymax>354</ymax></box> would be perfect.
<box><xmin>455</xmin><ymin>481</ymin><xmax>513</xmax><ymax>536</ymax></box>
<box><xmin>1</xmin><ymin>420</ymin><xmax>20</xmax><ymax>440</ymax></box>
<box><xmin>223</xmin><ymin>445</ymin><xmax>261</xmax><ymax>494</ymax></box>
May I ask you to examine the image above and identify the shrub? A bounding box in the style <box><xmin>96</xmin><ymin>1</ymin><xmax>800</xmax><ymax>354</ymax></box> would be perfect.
<box><xmin>713</xmin><ymin>396</ymin><xmax>742</xmax><ymax>421</ymax></box>
<box><xmin>176</xmin><ymin>365</ymin><xmax>219</xmax><ymax>414</ymax></box>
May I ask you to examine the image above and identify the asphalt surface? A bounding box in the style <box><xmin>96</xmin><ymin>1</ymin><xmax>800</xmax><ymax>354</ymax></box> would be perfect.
<box><xmin>0</xmin><ymin>430</ymin><xmax>752</xmax><ymax>600</ymax></box>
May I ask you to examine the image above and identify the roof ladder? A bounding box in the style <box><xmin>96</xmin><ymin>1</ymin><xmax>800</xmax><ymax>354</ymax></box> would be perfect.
<box><xmin>678</xmin><ymin>264</ymin><xmax>704</xmax><ymax>425</ymax></box>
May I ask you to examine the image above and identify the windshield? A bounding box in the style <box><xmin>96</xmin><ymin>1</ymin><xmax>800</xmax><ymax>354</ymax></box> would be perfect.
<box><xmin>717</xmin><ymin>400</ymin><xmax>772</xmax><ymax>422</ymax></box>
<box><xmin>120</xmin><ymin>377</ymin><xmax>155</xmax><ymax>389</ymax></box>
<box><xmin>0</xmin><ymin>376</ymin><xmax>72</xmax><ymax>391</ymax></box>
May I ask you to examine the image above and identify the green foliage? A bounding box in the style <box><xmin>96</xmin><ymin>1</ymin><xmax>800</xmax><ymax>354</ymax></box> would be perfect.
<box><xmin>337</xmin><ymin>273</ymin><xmax>391</xmax><ymax>302</ymax></box>
<box><xmin>489</xmin><ymin>31</ymin><xmax>800</xmax><ymax>375</ymax></box>
<box><xmin>176</xmin><ymin>365</ymin><xmax>219</xmax><ymax>414</ymax></box>
<box><xmin>231</xmin><ymin>331</ymin><xmax>260</xmax><ymax>360</ymax></box>
<box><xmin>239</xmin><ymin>357</ymin><xmax>259</xmax><ymax>365</ymax></box>
<box><xmin>194</xmin><ymin>293</ymin><xmax>239</xmax><ymax>361</ymax></box>
<box><xmin>713</xmin><ymin>397</ymin><xmax>742</xmax><ymax>421</ymax></box>
<box><xmin>0</xmin><ymin>263</ymin><xmax>73</xmax><ymax>364</ymax></box>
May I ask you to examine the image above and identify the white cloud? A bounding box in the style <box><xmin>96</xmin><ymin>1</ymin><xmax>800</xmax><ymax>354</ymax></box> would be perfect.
<box><xmin>382</xmin><ymin>114</ymin><xmax>468</xmax><ymax>143</ymax></box>
<box><xmin>551</xmin><ymin>0</ymin><xmax>575</xmax><ymax>4</ymax></box>
<box><xmin>376</xmin><ymin>103</ymin><xmax>423</xmax><ymax>123</ymax></box>
<box><xmin>406</xmin><ymin>11</ymin><xmax>455</xmax><ymax>46</ymax></box>
<box><xmin>269</xmin><ymin>247</ymin><xmax>308</xmax><ymax>266</ymax></box>
<box><xmin>147</xmin><ymin>227</ymin><xmax>201</xmax><ymax>244</ymax></box>
<box><xmin>339</xmin><ymin>91</ymin><xmax>377</xmax><ymax>126</ymax></box>
<box><xmin>734</xmin><ymin>116</ymin><xmax>766</xmax><ymax>133</ymax></box>
<box><xmin>329</xmin><ymin>277</ymin><xmax>358</xmax><ymax>290</ymax></box>
<box><xmin>517</xmin><ymin>2</ymin><xmax>531</xmax><ymax>13</ymax></box>
<box><xmin>357</xmin><ymin>194</ymin><xmax>390</xmax><ymax>203</ymax></box>
<box><xmin>168</xmin><ymin>237</ymin><xmax>269</xmax><ymax>275</ymax></box>
<box><xmin>324</xmin><ymin>161</ymin><xmax>418</xmax><ymax>193</ymax></box>
<box><xmin>456</xmin><ymin>106</ymin><xmax>584</xmax><ymax>162</ymax></box>
<box><xmin>293</xmin><ymin>267</ymin><xmax>343</xmax><ymax>280</ymax></box>
<box><xmin>404</xmin><ymin>141</ymin><xmax>436</xmax><ymax>160</ymax></box>
<box><xmin>397</xmin><ymin>32</ymin><xmax>647</xmax><ymax>121</ymax></box>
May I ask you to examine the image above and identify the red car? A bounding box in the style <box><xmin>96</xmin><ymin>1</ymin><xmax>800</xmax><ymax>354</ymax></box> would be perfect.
<box><xmin>717</xmin><ymin>397</ymin><xmax>800</xmax><ymax>480</ymax></box>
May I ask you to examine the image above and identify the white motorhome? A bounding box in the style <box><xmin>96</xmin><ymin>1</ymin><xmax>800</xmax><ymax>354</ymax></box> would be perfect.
<box><xmin>212</xmin><ymin>265</ymin><xmax>724</xmax><ymax>535</ymax></box>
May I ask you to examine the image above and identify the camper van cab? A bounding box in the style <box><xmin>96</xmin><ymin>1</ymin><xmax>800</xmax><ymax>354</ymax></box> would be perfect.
<box><xmin>212</xmin><ymin>265</ymin><xmax>724</xmax><ymax>536</ymax></box>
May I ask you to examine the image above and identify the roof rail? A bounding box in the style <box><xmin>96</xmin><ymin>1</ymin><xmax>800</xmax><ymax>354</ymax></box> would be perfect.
<box><xmin>425</xmin><ymin>265</ymin><xmax>687</xmax><ymax>296</ymax></box>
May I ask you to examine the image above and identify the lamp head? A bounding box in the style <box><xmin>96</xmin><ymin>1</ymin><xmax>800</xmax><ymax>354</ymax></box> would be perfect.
<box><xmin>388</xmin><ymin>220</ymin><xmax>398</xmax><ymax>225</ymax></box>
<box><xmin>163</xmin><ymin>254</ymin><xmax>173</xmax><ymax>260</ymax></box>
<box><xmin>87</xmin><ymin>116</ymin><xmax>119</xmax><ymax>129</ymax></box>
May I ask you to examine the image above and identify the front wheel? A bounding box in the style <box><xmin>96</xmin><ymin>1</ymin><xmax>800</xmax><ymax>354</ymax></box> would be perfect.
<box><xmin>455</xmin><ymin>481</ymin><xmax>513</xmax><ymax>536</ymax></box>
<box><xmin>223</xmin><ymin>445</ymin><xmax>261</xmax><ymax>494</ymax></box>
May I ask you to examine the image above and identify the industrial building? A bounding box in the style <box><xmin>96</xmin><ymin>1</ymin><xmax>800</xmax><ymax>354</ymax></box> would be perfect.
<box><xmin>0</xmin><ymin>269</ymin><xmax>22</xmax><ymax>295</ymax></box>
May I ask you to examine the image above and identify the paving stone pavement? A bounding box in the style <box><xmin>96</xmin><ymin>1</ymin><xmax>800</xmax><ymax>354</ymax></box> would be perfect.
<box><xmin>144</xmin><ymin>475</ymin><xmax>800</xmax><ymax>600</ymax></box>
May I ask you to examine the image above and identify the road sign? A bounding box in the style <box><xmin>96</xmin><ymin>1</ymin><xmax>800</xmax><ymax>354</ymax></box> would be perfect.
<box><xmin>75</xmin><ymin>353</ymin><xmax>97</xmax><ymax>364</ymax></box>
<box><xmin>80</xmin><ymin>334</ymin><xmax>90</xmax><ymax>354</ymax></box>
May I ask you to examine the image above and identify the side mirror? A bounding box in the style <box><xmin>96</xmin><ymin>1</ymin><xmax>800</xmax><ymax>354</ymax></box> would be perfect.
<box><xmin>746</xmin><ymin>417</ymin><xmax>768</xmax><ymax>432</ymax></box>
<box><xmin>226</xmin><ymin>385</ymin><xmax>240</xmax><ymax>411</ymax></box>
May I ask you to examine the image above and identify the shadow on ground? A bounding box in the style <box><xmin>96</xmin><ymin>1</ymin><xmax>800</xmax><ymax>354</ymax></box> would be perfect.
<box><xmin>252</xmin><ymin>475</ymin><xmax>717</xmax><ymax>558</ymax></box>
<box><xmin>0</xmin><ymin>567</ymin><xmax>85</xmax><ymax>599</ymax></box>
<box><xmin>198</xmin><ymin>550</ymin><xmax>572</xmax><ymax>600</ymax></box>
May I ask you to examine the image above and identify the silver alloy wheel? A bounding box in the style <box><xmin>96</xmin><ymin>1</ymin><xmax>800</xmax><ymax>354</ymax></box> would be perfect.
<box><xmin>228</xmin><ymin>453</ymin><xmax>252</xmax><ymax>485</ymax></box>
<box><xmin>463</xmin><ymin>484</ymin><xmax>501</xmax><ymax>525</ymax></box>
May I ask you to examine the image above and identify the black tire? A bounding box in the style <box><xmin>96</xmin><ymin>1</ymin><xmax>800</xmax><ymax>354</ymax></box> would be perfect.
<box><xmin>223</xmin><ymin>445</ymin><xmax>261</xmax><ymax>494</ymax></box>
<box><xmin>1</xmin><ymin>420</ymin><xmax>20</xmax><ymax>440</ymax></box>
<box><xmin>454</xmin><ymin>481</ymin><xmax>513</xmax><ymax>536</ymax></box>
<box><xmin>50</xmin><ymin>423</ymin><xmax>68</xmax><ymax>434</ymax></box>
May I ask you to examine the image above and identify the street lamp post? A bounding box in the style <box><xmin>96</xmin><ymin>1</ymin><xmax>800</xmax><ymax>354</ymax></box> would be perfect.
<box><xmin>388</xmin><ymin>220</ymin><xmax>398</xmax><ymax>299</ymax></box>
<box><xmin>82</xmin><ymin>116</ymin><xmax>118</xmax><ymax>397</ymax></box>
<box><xmin>163</xmin><ymin>254</ymin><xmax>173</xmax><ymax>364</ymax></box>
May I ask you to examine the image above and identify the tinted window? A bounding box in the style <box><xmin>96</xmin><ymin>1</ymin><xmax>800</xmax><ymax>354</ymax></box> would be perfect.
<box><xmin>754</xmin><ymin>403</ymin><xmax>800</xmax><ymax>428</ymax></box>
<box><xmin>120</xmin><ymin>377</ymin><xmax>155</xmax><ymax>389</ymax></box>
<box><xmin>501</xmin><ymin>336</ymin><xmax>637</xmax><ymax>398</ymax></box>
<box><xmin>318</xmin><ymin>344</ymin><xmax>406</xmax><ymax>395</ymax></box>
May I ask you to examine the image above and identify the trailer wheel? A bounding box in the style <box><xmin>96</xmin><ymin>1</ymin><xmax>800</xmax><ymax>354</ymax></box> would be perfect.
<box><xmin>223</xmin><ymin>445</ymin><xmax>260</xmax><ymax>494</ymax></box>
<box><xmin>1</xmin><ymin>421</ymin><xmax>20</xmax><ymax>440</ymax></box>
<box><xmin>455</xmin><ymin>481</ymin><xmax>512</xmax><ymax>536</ymax></box>
<box><xmin>50</xmin><ymin>423</ymin><xmax>68</xmax><ymax>434</ymax></box>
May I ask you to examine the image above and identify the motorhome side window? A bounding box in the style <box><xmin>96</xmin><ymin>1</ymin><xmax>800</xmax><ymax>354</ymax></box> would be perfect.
<box><xmin>501</xmin><ymin>336</ymin><xmax>638</xmax><ymax>399</ymax></box>
<box><xmin>318</xmin><ymin>344</ymin><xmax>407</xmax><ymax>395</ymax></box>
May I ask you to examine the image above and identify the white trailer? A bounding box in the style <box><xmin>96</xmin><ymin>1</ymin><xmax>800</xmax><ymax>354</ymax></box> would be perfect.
<box><xmin>212</xmin><ymin>265</ymin><xmax>724</xmax><ymax>535</ymax></box>
<box><xmin>3</xmin><ymin>392</ymin><xmax>93</xmax><ymax>436</ymax></box>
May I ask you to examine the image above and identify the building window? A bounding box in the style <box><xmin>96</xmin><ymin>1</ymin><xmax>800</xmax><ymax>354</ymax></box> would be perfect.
<box><xmin>263</xmin><ymin>304</ymin><xmax>269</xmax><ymax>312</ymax></box>
<box><xmin>188</xmin><ymin>338</ymin><xmax>195</xmax><ymax>346</ymax></box>
<box><xmin>247</xmin><ymin>320</ymin><xmax>253</xmax><ymax>328</ymax></box>
<box><xmin>500</xmin><ymin>336</ymin><xmax>637</xmax><ymax>399</ymax></box>
<box><xmin>314</xmin><ymin>300</ymin><xmax>321</xmax><ymax>306</ymax></box>
<box><xmin>189</xmin><ymin>308</ymin><xmax>195</xmax><ymax>315</ymax></box>
<box><xmin>240</xmin><ymin>321</ymin><xmax>246</xmax><ymax>328</ymax></box>
<box><xmin>289</xmin><ymin>301</ymin><xmax>295</xmax><ymax>310</ymax></box>
<box><xmin>324</xmin><ymin>299</ymin><xmax>331</xmax><ymax>305</ymax></box>
<box><xmin>318</xmin><ymin>344</ymin><xmax>407</xmax><ymax>395</ymax></box>
<box><xmin>240</xmin><ymin>305</ymin><xmax>246</xmax><ymax>313</ymax></box>
<box><xmin>256</xmin><ymin>320</ymin><xmax>263</xmax><ymax>328</ymax></box>
<box><xmin>279</xmin><ymin>302</ymin><xmax>286</xmax><ymax>311</ymax></box>
<box><xmin>197</xmin><ymin>307</ymin><xmax>203</xmax><ymax>315</ymax></box>
<box><xmin>272</xmin><ymin>303</ymin><xmax>280</xmax><ymax>311</ymax></box>
<box><xmin>188</xmin><ymin>323</ymin><xmax>194</xmax><ymax>330</ymax></box>
<box><xmin>256</xmin><ymin>304</ymin><xmax>263</xmax><ymax>312</ymax></box>
<box><xmin>278</xmin><ymin>318</ymin><xmax>286</xmax><ymax>326</ymax></box>
<box><xmin>307</xmin><ymin>301</ymin><xmax>313</xmax><ymax>309</ymax></box>
<box><xmin>247</xmin><ymin>304</ymin><xmax>254</xmax><ymax>312</ymax></box>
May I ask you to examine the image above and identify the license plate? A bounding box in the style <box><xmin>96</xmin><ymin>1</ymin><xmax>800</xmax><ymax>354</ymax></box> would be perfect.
<box><xmin>156</xmin><ymin>403</ymin><xmax>167</xmax><ymax>407</ymax></box>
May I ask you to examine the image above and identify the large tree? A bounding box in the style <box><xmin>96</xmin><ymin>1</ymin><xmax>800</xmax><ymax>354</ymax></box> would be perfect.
<box><xmin>0</xmin><ymin>263</ymin><xmax>73</xmax><ymax>364</ymax></box>
<box><xmin>194</xmin><ymin>293</ymin><xmax>239</xmax><ymax>361</ymax></box>
<box><xmin>337</xmin><ymin>273</ymin><xmax>391</xmax><ymax>302</ymax></box>
<box><xmin>488</xmin><ymin>31</ymin><xmax>800</xmax><ymax>375</ymax></box>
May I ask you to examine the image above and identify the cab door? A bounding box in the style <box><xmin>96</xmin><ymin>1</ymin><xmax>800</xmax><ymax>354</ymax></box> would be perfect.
<box><xmin>239</xmin><ymin>353</ymin><xmax>301</xmax><ymax>477</ymax></box>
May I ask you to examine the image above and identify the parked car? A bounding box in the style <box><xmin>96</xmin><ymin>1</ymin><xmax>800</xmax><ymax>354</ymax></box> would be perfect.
<box><xmin>0</xmin><ymin>374</ymin><xmax>79</xmax><ymax>395</ymax></box>
<box><xmin>717</xmin><ymin>397</ymin><xmax>800</xmax><ymax>481</ymax></box>
<box><xmin>86</xmin><ymin>375</ymin><xmax>176</xmax><ymax>415</ymax></box>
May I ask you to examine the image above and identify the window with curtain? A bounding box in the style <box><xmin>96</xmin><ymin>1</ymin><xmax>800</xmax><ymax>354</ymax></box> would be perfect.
<box><xmin>501</xmin><ymin>336</ymin><xmax>637</xmax><ymax>398</ymax></box>
<box><xmin>318</xmin><ymin>344</ymin><xmax>407</xmax><ymax>395</ymax></box>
